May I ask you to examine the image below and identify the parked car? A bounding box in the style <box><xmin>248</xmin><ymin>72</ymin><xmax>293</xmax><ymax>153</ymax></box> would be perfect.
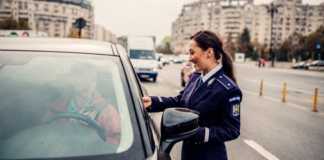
<box><xmin>172</xmin><ymin>55</ymin><xmax>187</xmax><ymax>64</ymax></box>
<box><xmin>180</xmin><ymin>62</ymin><xmax>195</xmax><ymax>87</ymax></box>
<box><xmin>162</xmin><ymin>57</ymin><xmax>172</xmax><ymax>65</ymax></box>
<box><xmin>156</xmin><ymin>53</ymin><xmax>164</xmax><ymax>69</ymax></box>
<box><xmin>0</xmin><ymin>38</ymin><xmax>199</xmax><ymax>160</ymax></box>
<box><xmin>161</xmin><ymin>57</ymin><xmax>170</xmax><ymax>66</ymax></box>
<box><xmin>292</xmin><ymin>61</ymin><xmax>309</xmax><ymax>69</ymax></box>
<box><xmin>308</xmin><ymin>60</ymin><xmax>324</xmax><ymax>71</ymax></box>
<box><xmin>172</xmin><ymin>57</ymin><xmax>184</xmax><ymax>64</ymax></box>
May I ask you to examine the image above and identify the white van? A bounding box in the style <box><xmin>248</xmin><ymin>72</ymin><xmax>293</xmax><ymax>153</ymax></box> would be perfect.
<box><xmin>127</xmin><ymin>36</ymin><xmax>159</xmax><ymax>82</ymax></box>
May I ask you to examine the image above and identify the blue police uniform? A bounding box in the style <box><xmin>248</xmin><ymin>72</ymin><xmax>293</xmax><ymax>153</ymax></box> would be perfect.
<box><xmin>149</xmin><ymin>68</ymin><xmax>242</xmax><ymax>160</ymax></box>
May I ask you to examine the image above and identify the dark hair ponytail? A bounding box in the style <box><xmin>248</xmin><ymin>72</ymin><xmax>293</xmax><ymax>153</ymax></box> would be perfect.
<box><xmin>190</xmin><ymin>30</ymin><xmax>237</xmax><ymax>83</ymax></box>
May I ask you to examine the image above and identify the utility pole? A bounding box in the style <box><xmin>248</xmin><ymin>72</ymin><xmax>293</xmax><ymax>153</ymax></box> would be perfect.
<box><xmin>267</xmin><ymin>3</ymin><xmax>279</xmax><ymax>67</ymax></box>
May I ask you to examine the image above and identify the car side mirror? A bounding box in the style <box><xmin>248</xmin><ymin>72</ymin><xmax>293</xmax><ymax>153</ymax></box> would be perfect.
<box><xmin>158</xmin><ymin>108</ymin><xmax>199</xmax><ymax>160</ymax></box>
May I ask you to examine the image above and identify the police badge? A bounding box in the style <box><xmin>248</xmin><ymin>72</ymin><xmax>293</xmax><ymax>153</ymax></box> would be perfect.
<box><xmin>232</xmin><ymin>104</ymin><xmax>240</xmax><ymax>117</ymax></box>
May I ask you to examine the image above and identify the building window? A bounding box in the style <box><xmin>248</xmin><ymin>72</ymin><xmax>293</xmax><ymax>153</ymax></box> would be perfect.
<box><xmin>44</xmin><ymin>4</ymin><xmax>49</xmax><ymax>12</ymax></box>
<box><xmin>24</xmin><ymin>2</ymin><xmax>27</xmax><ymax>10</ymax></box>
<box><xmin>54</xmin><ymin>7</ymin><xmax>59</xmax><ymax>13</ymax></box>
<box><xmin>18</xmin><ymin>1</ymin><xmax>23</xmax><ymax>10</ymax></box>
<box><xmin>73</xmin><ymin>9</ymin><xmax>77</xmax><ymax>15</ymax></box>
<box><xmin>44</xmin><ymin>22</ymin><xmax>49</xmax><ymax>27</ymax></box>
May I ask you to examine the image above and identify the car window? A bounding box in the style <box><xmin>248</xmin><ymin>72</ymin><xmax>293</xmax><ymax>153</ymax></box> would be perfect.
<box><xmin>0</xmin><ymin>51</ymin><xmax>134</xmax><ymax>159</ymax></box>
<box><xmin>129</xmin><ymin>49</ymin><xmax>156</xmax><ymax>60</ymax></box>
<box><xmin>116</xmin><ymin>45</ymin><xmax>156</xmax><ymax>155</ymax></box>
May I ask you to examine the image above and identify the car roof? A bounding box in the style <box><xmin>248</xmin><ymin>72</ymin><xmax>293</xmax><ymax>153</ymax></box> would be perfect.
<box><xmin>0</xmin><ymin>37</ymin><xmax>117</xmax><ymax>55</ymax></box>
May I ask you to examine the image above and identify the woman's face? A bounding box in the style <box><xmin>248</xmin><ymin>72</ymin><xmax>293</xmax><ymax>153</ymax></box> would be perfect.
<box><xmin>188</xmin><ymin>40</ymin><xmax>208</xmax><ymax>72</ymax></box>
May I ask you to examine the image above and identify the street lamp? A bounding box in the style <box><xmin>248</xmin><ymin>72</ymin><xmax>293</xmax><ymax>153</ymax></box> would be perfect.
<box><xmin>266</xmin><ymin>3</ymin><xmax>280</xmax><ymax>67</ymax></box>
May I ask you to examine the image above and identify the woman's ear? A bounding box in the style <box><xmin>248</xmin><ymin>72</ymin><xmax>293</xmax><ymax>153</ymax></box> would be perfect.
<box><xmin>207</xmin><ymin>48</ymin><xmax>214</xmax><ymax>58</ymax></box>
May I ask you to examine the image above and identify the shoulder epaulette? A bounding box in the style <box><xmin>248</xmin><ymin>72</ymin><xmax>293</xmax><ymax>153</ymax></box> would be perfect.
<box><xmin>216</xmin><ymin>74</ymin><xmax>236</xmax><ymax>90</ymax></box>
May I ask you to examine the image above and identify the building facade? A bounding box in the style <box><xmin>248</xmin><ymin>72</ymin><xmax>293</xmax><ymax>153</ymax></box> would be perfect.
<box><xmin>171</xmin><ymin>0</ymin><xmax>324</xmax><ymax>54</ymax></box>
<box><xmin>0</xmin><ymin>0</ymin><xmax>94</xmax><ymax>39</ymax></box>
<box><xmin>271</xmin><ymin>0</ymin><xmax>324</xmax><ymax>48</ymax></box>
<box><xmin>94</xmin><ymin>24</ymin><xmax>117</xmax><ymax>43</ymax></box>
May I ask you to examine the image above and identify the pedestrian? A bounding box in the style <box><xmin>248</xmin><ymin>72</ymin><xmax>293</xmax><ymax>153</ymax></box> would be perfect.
<box><xmin>142</xmin><ymin>30</ymin><xmax>242</xmax><ymax>160</ymax></box>
<box><xmin>261</xmin><ymin>58</ymin><xmax>266</xmax><ymax>67</ymax></box>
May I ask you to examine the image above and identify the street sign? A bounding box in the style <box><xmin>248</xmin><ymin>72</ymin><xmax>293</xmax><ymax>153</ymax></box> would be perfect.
<box><xmin>73</xmin><ymin>18</ymin><xmax>86</xmax><ymax>29</ymax></box>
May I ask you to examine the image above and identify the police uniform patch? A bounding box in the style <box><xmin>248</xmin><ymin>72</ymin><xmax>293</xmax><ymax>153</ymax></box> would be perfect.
<box><xmin>232</xmin><ymin>104</ymin><xmax>240</xmax><ymax>117</ymax></box>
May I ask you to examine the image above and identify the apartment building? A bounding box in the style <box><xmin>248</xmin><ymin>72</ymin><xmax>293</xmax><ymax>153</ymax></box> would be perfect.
<box><xmin>94</xmin><ymin>24</ymin><xmax>117</xmax><ymax>43</ymax></box>
<box><xmin>171</xmin><ymin>0</ymin><xmax>324</xmax><ymax>53</ymax></box>
<box><xmin>0</xmin><ymin>0</ymin><xmax>94</xmax><ymax>39</ymax></box>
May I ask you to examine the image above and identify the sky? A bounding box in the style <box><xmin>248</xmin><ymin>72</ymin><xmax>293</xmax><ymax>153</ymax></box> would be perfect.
<box><xmin>92</xmin><ymin>0</ymin><xmax>323</xmax><ymax>44</ymax></box>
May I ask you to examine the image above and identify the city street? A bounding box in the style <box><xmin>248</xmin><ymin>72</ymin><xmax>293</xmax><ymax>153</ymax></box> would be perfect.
<box><xmin>142</xmin><ymin>63</ymin><xmax>324</xmax><ymax>160</ymax></box>
<box><xmin>1</xmin><ymin>0</ymin><xmax>324</xmax><ymax>159</ymax></box>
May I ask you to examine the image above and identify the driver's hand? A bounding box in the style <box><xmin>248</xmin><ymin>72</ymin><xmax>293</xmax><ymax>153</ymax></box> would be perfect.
<box><xmin>97</xmin><ymin>106</ymin><xmax>121</xmax><ymax>144</ymax></box>
<box><xmin>142</xmin><ymin>96</ymin><xmax>152</xmax><ymax>109</ymax></box>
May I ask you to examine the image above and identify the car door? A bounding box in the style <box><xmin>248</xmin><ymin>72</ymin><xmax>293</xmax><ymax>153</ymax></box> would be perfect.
<box><xmin>114</xmin><ymin>44</ymin><xmax>160</xmax><ymax>159</ymax></box>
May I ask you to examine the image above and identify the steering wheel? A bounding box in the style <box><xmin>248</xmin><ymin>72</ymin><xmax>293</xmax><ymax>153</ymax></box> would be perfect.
<box><xmin>47</xmin><ymin>112</ymin><xmax>107</xmax><ymax>141</ymax></box>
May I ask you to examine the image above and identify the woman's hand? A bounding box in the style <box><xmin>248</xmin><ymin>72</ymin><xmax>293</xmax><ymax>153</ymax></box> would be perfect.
<box><xmin>142</xmin><ymin>96</ymin><xmax>152</xmax><ymax>109</ymax></box>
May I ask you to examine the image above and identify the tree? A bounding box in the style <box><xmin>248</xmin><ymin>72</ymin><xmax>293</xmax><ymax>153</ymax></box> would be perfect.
<box><xmin>156</xmin><ymin>36</ymin><xmax>173</xmax><ymax>54</ymax></box>
<box><xmin>277</xmin><ymin>32</ymin><xmax>308</xmax><ymax>62</ymax></box>
<box><xmin>237</xmin><ymin>28</ymin><xmax>254</xmax><ymax>58</ymax></box>
<box><xmin>304</xmin><ymin>26</ymin><xmax>324</xmax><ymax>60</ymax></box>
<box><xmin>278</xmin><ymin>39</ymin><xmax>291</xmax><ymax>61</ymax></box>
<box><xmin>223</xmin><ymin>36</ymin><xmax>236</xmax><ymax>58</ymax></box>
<box><xmin>0</xmin><ymin>17</ymin><xmax>30</xmax><ymax>30</ymax></box>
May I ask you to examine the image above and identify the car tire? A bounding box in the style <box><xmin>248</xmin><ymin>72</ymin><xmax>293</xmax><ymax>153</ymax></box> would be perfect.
<box><xmin>152</xmin><ymin>76</ymin><xmax>157</xmax><ymax>82</ymax></box>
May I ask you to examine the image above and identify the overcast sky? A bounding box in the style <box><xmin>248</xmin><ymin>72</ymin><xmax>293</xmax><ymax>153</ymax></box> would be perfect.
<box><xmin>93</xmin><ymin>0</ymin><xmax>323</xmax><ymax>43</ymax></box>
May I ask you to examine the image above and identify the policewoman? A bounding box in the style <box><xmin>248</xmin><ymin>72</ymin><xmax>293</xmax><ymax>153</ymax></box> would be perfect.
<box><xmin>143</xmin><ymin>30</ymin><xmax>242</xmax><ymax>160</ymax></box>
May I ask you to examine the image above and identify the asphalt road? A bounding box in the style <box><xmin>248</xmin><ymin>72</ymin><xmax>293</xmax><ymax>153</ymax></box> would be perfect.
<box><xmin>142</xmin><ymin>63</ymin><xmax>324</xmax><ymax>160</ymax></box>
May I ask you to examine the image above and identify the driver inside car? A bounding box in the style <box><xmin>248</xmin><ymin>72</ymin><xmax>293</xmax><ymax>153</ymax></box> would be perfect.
<box><xmin>45</xmin><ymin>64</ymin><xmax>121</xmax><ymax>145</ymax></box>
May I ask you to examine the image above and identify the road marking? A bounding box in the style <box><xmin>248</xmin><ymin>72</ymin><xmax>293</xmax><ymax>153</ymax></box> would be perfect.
<box><xmin>244</xmin><ymin>90</ymin><xmax>307</xmax><ymax>110</ymax></box>
<box><xmin>240</xmin><ymin>78</ymin><xmax>322</xmax><ymax>95</ymax></box>
<box><xmin>243</xmin><ymin>90</ymin><xmax>259</xmax><ymax>96</ymax></box>
<box><xmin>243</xmin><ymin>90</ymin><xmax>324</xmax><ymax>118</ymax></box>
<box><xmin>244</xmin><ymin>139</ymin><xmax>280</xmax><ymax>160</ymax></box>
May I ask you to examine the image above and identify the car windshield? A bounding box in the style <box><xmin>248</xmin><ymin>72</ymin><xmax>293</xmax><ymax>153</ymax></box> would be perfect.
<box><xmin>129</xmin><ymin>49</ymin><xmax>155</xmax><ymax>60</ymax></box>
<box><xmin>0</xmin><ymin>51</ymin><xmax>134</xmax><ymax>159</ymax></box>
